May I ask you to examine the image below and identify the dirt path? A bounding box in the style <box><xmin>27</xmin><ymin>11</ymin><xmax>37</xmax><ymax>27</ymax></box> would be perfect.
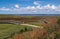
<box><xmin>20</xmin><ymin>24</ymin><xmax>43</xmax><ymax>29</ymax></box>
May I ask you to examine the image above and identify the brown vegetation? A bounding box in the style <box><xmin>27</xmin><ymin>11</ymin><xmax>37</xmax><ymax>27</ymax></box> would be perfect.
<box><xmin>0</xmin><ymin>16</ymin><xmax>60</xmax><ymax>39</ymax></box>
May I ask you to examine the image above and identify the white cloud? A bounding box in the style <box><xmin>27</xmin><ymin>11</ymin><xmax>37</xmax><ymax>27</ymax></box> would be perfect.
<box><xmin>51</xmin><ymin>5</ymin><xmax>57</xmax><ymax>9</ymax></box>
<box><xmin>14</xmin><ymin>4</ymin><xmax>20</xmax><ymax>8</ymax></box>
<box><xmin>34</xmin><ymin>1</ymin><xmax>40</xmax><ymax>5</ymax></box>
<box><xmin>23</xmin><ymin>4</ymin><xmax>60</xmax><ymax>14</ymax></box>
<box><xmin>26</xmin><ymin>6</ymin><xmax>35</xmax><ymax>10</ymax></box>
<box><xmin>44</xmin><ymin>4</ymin><xmax>51</xmax><ymax>9</ymax></box>
<box><xmin>0</xmin><ymin>3</ymin><xmax>60</xmax><ymax>14</ymax></box>
<box><xmin>0</xmin><ymin>7</ymin><xmax>10</xmax><ymax>11</ymax></box>
<box><xmin>43</xmin><ymin>4</ymin><xmax>57</xmax><ymax>10</ymax></box>
<box><xmin>36</xmin><ymin>5</ymin><xmax>43</xmax><ymax>9</ymax></box>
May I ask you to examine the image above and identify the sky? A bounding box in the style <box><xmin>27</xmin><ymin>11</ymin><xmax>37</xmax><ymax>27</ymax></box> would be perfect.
<box><xmin>0</xmin><ymin>0</ymin><xmax>60</xmax><ymax>14</ymax></box>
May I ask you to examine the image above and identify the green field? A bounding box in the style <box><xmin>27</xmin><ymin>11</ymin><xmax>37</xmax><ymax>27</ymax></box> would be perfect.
<box><xmin>0</xmin><ymin>24</ymin><xmax>32</xmax><ymax>39</ymax></box>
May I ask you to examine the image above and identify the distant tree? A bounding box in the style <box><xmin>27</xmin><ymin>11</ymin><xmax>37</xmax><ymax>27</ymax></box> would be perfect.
<box><xmin>57</xmin><ymin>19</ymin><xmax>60</xmax><ymax>25</ymax></box>
<box><xmin>25</xmin><ymin>27</ymin><xmax>27</xmax><ymax>31</ymax></box>
<box><xmin>10</xmin><ymin>32</ymin><xmax>15</xmax><ymax>38</ymax></box>
<box><xmin>19</xmin><ymin>29</ymin><xmax>25</xmax><ymax>33</ymax></box>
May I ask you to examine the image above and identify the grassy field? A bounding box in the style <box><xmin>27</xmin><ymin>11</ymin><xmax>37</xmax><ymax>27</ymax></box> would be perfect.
<box><xmin>0</xmin><ymin>24</ymin><xmax>32</xmax><ymax>39</ymax></box>
<box><xmin>0</xmin><ymin>15</ymin><xmax>60</xmax><ymax>39</ymax></box>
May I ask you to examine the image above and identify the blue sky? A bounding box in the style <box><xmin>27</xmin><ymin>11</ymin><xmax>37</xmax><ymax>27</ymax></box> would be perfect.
<box><xmin>0</xmin><ymin>0</ymin><xmax>60</xmax><ymax>14</ymax></box>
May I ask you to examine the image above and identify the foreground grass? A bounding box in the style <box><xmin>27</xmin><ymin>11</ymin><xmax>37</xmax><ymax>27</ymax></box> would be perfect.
<box><xmin>0</xmin><ymin>24</ymin><xmax>32</xmax><ymax>39</ymax></box>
